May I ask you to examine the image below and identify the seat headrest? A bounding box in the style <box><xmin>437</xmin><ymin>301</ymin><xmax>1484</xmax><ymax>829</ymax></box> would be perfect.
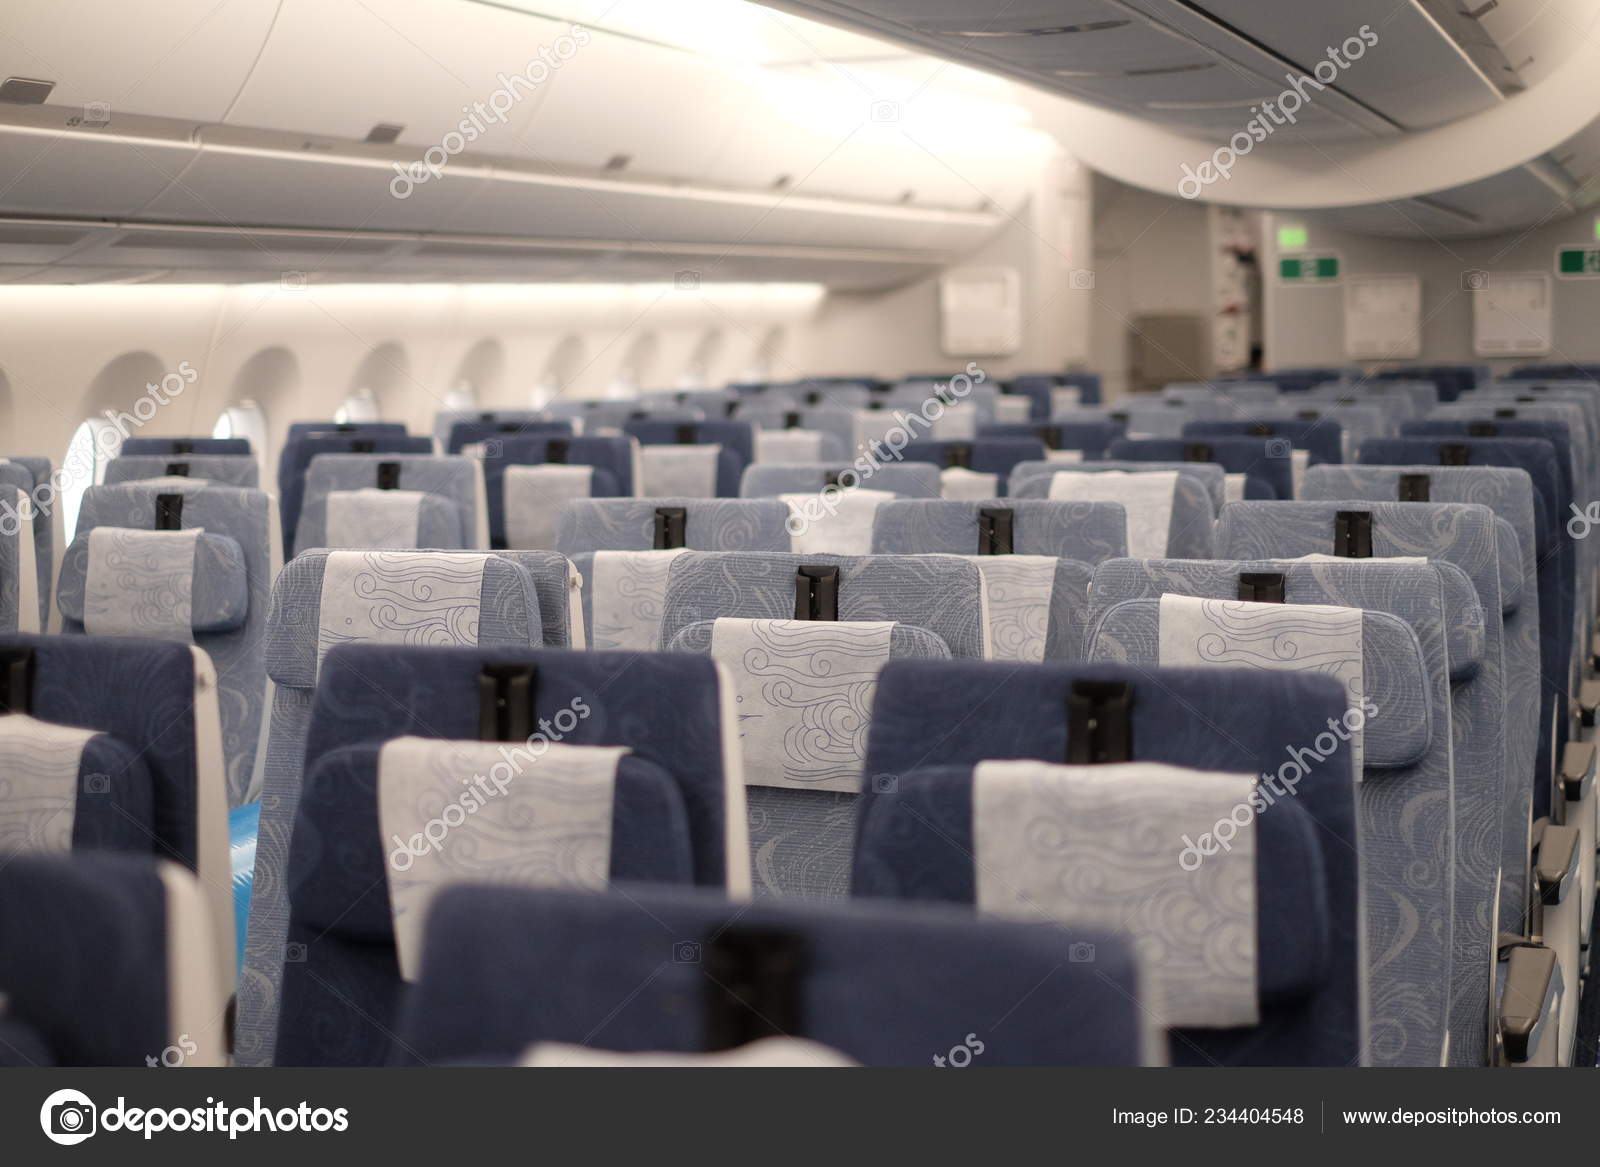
<box><xmin>1089</xmin><ymin>598</ymin><xmax>1430</xmax><ymax>769</ymax></box>
<box><xmin>59</xmin><ymin>529</ymin><xmax>249</xmax><ymax>633</ymax></box>
<box><xmin>262</xmin><ymin>551</ymin><xmax>541</xmax><ymax>688</ymax></box>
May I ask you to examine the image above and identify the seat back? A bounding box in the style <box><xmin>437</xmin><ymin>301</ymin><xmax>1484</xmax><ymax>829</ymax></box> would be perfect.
<box><xmin>59</xmin><ymin>480</ymin><xmax>277</xmax><ymax>804</ymax></box>
<box><xmin>294</xmin><ymin>453</ymin><xmax>486</xmax><ymax>555</ymax></box>
<box><xmin>870</xmin><ymin>499</ymin><xmax>1130</xmax><ymax>662</ymax></box>
<box><xmin>122</xmin><ymin>437</ymin><xmax>252</xmax><ymax>456</ymax></box>
<box><xmin>1109</xmin><ymin>436</ymin><xmax>1295</xmax><ymax>499</ymax></box>
<box><xmin>0</xmin><ymin>483</ymin><xmax>39</xmax><ymax>634</ymax></box>
<box><xmin>740</xmin><ymin>461</ymin><xmax>942</xmax><ymax>499</ymax></box>
<box><xmin>399</xmin><ymin>885</ymin><xmax>1146</xmax><ymax>1066</ymax></box>
<box><xmin>625</xmin><ymin>420</ymin><xmax>755</xmax><ymax>498</ymax></box>
<box><xmin>1008</xmin><ymin>463</ymin><xmax>1217</xmax><ymax>558</ymax></box>
<box><xmin>1216</xmin><ymin>500</ymin><xmax>1505</xmax><ymax>1064</ymax></box>
<box><xmin>236</xmin><ymin>548</ymin><xmax>560</xmax><ymax>1065</ymax></box>
<box><xmin>276</xmin><ymin>435</ymin><xmax>432</xmax><ymax>547</ymax></box>
<box><xmin>979</xmin><ymin>421</ymin><xmax>1125</xmax><ymax>460</ymax></box>
<box><xmin>862</xmin><ymin>659</ymin><xmax>1359</xmax><ymax>1065</ymax></box>
<box><xmin>900</xmin><ymin>439</ymin><xmax>1048</xmax><ymax>496</ymax></box>
<box><xmin>558</xmin><ymin>498</ymin><xmax>792</xmax><ymax>554</ymax></box>
<box><xmin>275</xmin><ymin>647</ymin><xmax>742</xmax><ymax>1064</ymax></box>
<box><xmin>1085</xmin><ymin>558</ymin><xmax>1455</xmax><ymax>1066</ymax></box>
<box><xmin>1303</xmin><ymin>464</ymin><xmax>1542</xmax><ymax>940</ymax></box>
<box><xmin>106</xmin><ymin>453</ymin><xmax>260</xmax><ymax>489</ymax></box>
<box><xmin>0</xmin><ymin>854</ymin><xmax>228</xmax><ymax>1067</ymax></box>
<box><xmin>659</xmin><ymin>552</ymin><xmax>983</xmax><ymax>901</ymax></box>
<box><xmin>0</xmin><ymin>634</ymin><xmax>234</xmax><ymax>985</ymax></box>
<box><xmin>0</xmin><ymin>458</ymin><xmax>53</xmax><ymax>631</ymax></box>
<box><xmin>438</xmin><ymin>412</ymin><xmax>571</xmax><ymax>453</ymax></box>
<box><xmin>482</xmin><ymin>434</ymin><xmax>633</xmax><ymax>549</ymax></box>
<box><xmin>1184</xmin><ymin>417</ymin><xmax>1344</xmax><ymax>467</ymax></box>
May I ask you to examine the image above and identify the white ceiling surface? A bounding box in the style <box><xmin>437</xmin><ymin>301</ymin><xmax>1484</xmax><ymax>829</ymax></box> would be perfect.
<box><xmin>0</xmin><ymin>0</ymin><xmax>1054</xmax><ymax>285</ymax></box>
<box><xmin>758</xmin><ymin>0</ymin><xmax>1600</xmax><ymax>237</ymax></box>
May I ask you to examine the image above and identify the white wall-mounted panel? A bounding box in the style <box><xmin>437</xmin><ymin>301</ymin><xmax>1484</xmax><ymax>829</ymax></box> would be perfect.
<box><xmin>1345</xmin><ymin>273</ymin><xmax>1421</xmax><ymax>359</ymax></box>
<box><xmin>511</xmin><ymin>33</ymin><xmax>738</xmax><ymax>181</ymax></box>
<box><xmin>224</xmin><ymin>0</ymin><xmax>562</xmax><ymax>148</ymax></box>
<box><xmin>0</xmin><ymin>0</ymin><xmax>278</xmax><ymax>123</ymax></box>
<box><xmin>1474</xmin><ymin>271</ymin><xmax>1552</xmax><ymax>356</ymax></box>
<box><xmin>940</xmin><ymin>266</ymin><xmax>1021</xmax><ymax>355</ymax></box>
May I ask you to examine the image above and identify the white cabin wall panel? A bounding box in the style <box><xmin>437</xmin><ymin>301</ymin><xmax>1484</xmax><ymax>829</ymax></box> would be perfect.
<box><xmin>0</xmin><ymin>0</ymin><xmax>279</xmax><ymax>123</ymax></box>
<box><xmin>1262</xmin><ymin>206</ymin><xmax>1600</xmax><ymax>372</ymax></box>
<box><xmin>221</xmin><ymin>0</ymin><xmax>559</xmax><ymax>148</ymax></box>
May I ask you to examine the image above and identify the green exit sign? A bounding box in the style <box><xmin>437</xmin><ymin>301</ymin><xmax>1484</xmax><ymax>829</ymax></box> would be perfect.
<box><xmin>1279</xmin><ymin>254</ymin><xmax>1340</xmax><ymax>283</ymax></box>
<box><xmin>1278</xmin><ymin>225</ymin><xmax>1309</xmax><ymax>250</ymax></box>
<box><xmin>1557</xmin><ymin>246</ymin><xmax>1600</xmax><ymax>278</ymax></box>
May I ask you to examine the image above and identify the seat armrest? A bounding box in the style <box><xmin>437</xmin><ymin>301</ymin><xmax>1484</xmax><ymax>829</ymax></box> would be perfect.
<box><xmin>1579</xmin><ymin>679</ymin><xmax>1600</xmax><ymax>728</ymax></box>
<box><xmin>1561</xmin><ymin>741</ymin><xmax>1596</xmax><ymax>803</ymax></box>
<box><xmin>1534</xmin><ymin>822</ymin><xmax>1581</xmax><ymax>907</ymax></box>
<box><xmin>1497</xmin><ymin>943</ymin><xmax>1560</xmax><ymax>1064</ymax></box>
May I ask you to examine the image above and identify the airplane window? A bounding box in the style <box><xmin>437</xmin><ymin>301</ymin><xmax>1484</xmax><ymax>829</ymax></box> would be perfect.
<box><xmin>333</xmin><ymin>387</ymin><xmax>381</xmax><ymax>424</ymax></box>
<box><xmin>60</xmin><ymin>417</ymin><xmax>121</xmax><ymax>540</ymax></box>
<box><xmin>212</xmin><ymin>399</ymin><xmax>269</xmax><ymax>457</ymax></box>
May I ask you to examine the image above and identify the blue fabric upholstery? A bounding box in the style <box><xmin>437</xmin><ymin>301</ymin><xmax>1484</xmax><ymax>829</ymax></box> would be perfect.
<box><xmin>276</xmin><ymin>435</ymin><xmax>432</xmax><ymax>547</ymax></box>
<box><xmin>624</xmin><ymin>420</ymin><xmax>755</xmax><ymax>497</ymax></box>
<box><xmin>482</xmin><ymin>435</ymin><xmax>633</xmax><ymax>548</ymax></box>
<box><xmin>276</xmin><ymin>741</ymin><xmax>695</xmax><ymax>1065</ymax></box>
<box><xmin>1083</xmin><ymin>559</ymin><xmax>1454</xmax><ymax>1067</ymax></box>
<box><xmin>294</xmin><ymin>454</ymin><xmax>483</xmax><ymax>556</ymax></box>
<box><xmin>61</xmin><ymin>481</ymin><xmax>274</xmax><ymax>805</ymax></box>
<box><xmin>397</xmin><ymin>885</ymin><xmax>1145</xmax><ymax>1066</ymax></box>
<box><xmin>862</xmin><ymin>659</ymin><xmax>1359</xmax><ymax>1066</ymax></box>
<box><xmin>238</xmin><ymin>550</ymin><xmax>551</xmax><ymax>1066</ymax></box>
<box><xmin>1303</xmin><ymin>464</ymin><xmax>1542</xmax><ymax>943</ymax></box>
<box><xmin>440</xmin><ymin>414</ymin><xmax>572</xmax><ymax>454</ymax></box>
<box><xmin>122</xmin><ymin>437</ymin><xmax>251</xmax><ymax>456</ymax></box>
<box><xmin>0</xmin><ymin>459</ymin><xmax>52</xmax><ymax>629</ymax></box>
<box><xmin>734</xmin><ymin>405</ymin><xmax>856</xmax><ymax>459</ymax></box>
<box><xmin>740</xmin><ymin>461</ymin><xmax>943</xmax><ymax>499</ymax></box>
<box><xmin>1215</xmin><ymin>500</ymin><xmax>1505</xmax><ymax>1064</ymax></box>
<box><xmin>106</xmin><ymin>454</ymin><xmax>260</xmax><ymax>489</ymax></box>
<box><xmin>1363</xmin><ymin>435</ymin><xmax>1570</xmax><ymax>820</ymax></box>
<box><xmin>661</xmin><ymin>552</ymin><xmax>984</xmax><ymax>660</ymax></box>
<box><xmin>0</xmin><ymin>854</ymin><xmax>168</xmax><ymax>1067</ymax></box>
<box><xmin>558</xmin><ymin>498</ymin><xmax>791</xmax><ymax>554</ymax></box>
<box><xmin>899</xmin><ymin>439</ymin><xmax>1047</xmax><ymax>489</ymax></box>
<box><xmin>0</xmin><ymin>634</ymin><xmax>206</xmax><ymax>871</ymax></box>
<box><xmin>1109</xmin><ymin>436</ymin><xmax>1295</xmax><ymax>499</ymax></box>
<box><xmin>1184</xmin><ymin>418</ymin><xmax>1344</xmax><ymax>465</ymax></box>
<box><xmin>979</xmin><ymin>421</ymin><xmax>1124</xmax><ymax>459</ymax></box>
<box><xmin>857</xmin><ymin>763</ymin><xmax>1334</xmax><ymax>1064</ymax></box>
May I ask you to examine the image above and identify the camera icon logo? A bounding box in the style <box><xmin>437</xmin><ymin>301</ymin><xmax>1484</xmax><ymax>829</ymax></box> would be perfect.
<box><xmin>870</xmin><ymin>100</ymin><xmax>900</xmax><ymax>123</ymax></box>
<box><xmin>674</xmin><ymin>270</ymin><xmax>700</xmax><ymax>292</ymax></box>
<box><xmin>83</xmin><ymin>773</ymin><xmax>110</xmax><ymax>795</ymax></box>
<box><xmin>82</xmin><ymin>102</ymin><xmax>111</xmax><ymax>128</ymax></box>
<box><xmin>673</xmin><ymin>940</ymin><xmax>702</xmax><ymax>963</ymax></box>
<box><xmin>870</xmin><ymin>773</ymin><xmax>899</xmax><ymax>795</ymax></box>
<box><xmin>281</xmin><ymin>270</ymin><xmax>307</xmax><ymax>291</ymax></box>
<box><xmin>1069</xmin><ymin>268</ymin><xmax>1096</xmax><ymax>291</ymax></box>
<box><xmin>482</xmin><ymin>438</ymin><xmax>503</xmax><ymax>459</ymax></box>
<box><xmin>1462</xmin><ymin>269</ymin><xmax>1489</xmax><ymax>291</ymax></box>
<box><xmin>285</xmin><ymin>941</ymin><xmax>307</xmax><ymax>963</ymax></box>
<box><xmin>1068</xmin><ymin>942</ymin><xmax>1096</xmax><ymax>963</ymax></box>
<box><xmin>40</xmin><ymin>1089</ymin><xmax>97</xmax><ymax>1145</ymax></box>
<box><xmin>1265</xmin><ymin>437</ymin><xmax>1292</xmax><ymax>459</ymax></box>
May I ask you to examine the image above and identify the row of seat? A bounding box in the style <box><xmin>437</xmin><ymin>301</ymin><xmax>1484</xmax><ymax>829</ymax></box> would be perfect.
<box><xmin>1</xmin><ymin>360</ymin><xmax>1596</xmax><ymax>1069</ymax></box>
